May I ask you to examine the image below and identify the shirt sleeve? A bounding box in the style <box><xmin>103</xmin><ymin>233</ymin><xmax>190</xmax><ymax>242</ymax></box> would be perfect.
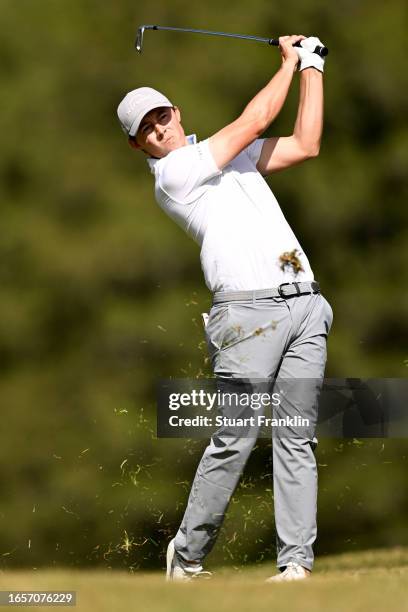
<box><xmin>243</xmin><ymin>138</ymin><xmax>266</xmax><ymax>167</ymax></box>
<box><xmin>157</xmin><ymin>138</ymin><xmax>222</xmax><ymax>205</ymax></box>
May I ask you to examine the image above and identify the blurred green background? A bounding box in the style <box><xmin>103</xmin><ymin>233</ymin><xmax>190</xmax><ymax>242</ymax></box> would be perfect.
<box><xmin>0</xmin><ymin>0</ymin><xmax>407</xmax><ymax>571</ymax></box>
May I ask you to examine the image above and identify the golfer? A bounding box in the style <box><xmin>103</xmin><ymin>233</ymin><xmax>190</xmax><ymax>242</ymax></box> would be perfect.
<box><xmin>117</xmin><ymin>34</ymin><xmax>333</xmax><ymax>582</ymax></box>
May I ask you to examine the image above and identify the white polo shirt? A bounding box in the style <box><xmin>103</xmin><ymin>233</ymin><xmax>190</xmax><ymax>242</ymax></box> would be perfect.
<box><xmin>147</xmin><ymin>134</ymin><xmax>314</xmax><ymax>292</ymax></box>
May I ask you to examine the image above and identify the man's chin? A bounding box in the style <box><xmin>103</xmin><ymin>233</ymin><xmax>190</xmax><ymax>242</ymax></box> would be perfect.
<box><xmin>158</xmin><ymin>141</ymin><xmax>183</xmax><ymax>157</ymax></box>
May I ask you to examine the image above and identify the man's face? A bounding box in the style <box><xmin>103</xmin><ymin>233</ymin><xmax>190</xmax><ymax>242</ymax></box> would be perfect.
<box><xmin>133</xmin><ymin>106</ymin><xmax>187</xmax><ymax>158</ymax></box>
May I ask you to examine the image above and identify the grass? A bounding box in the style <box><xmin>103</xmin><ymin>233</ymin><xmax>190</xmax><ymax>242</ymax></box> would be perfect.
<box><xmin>0</xmin><ymin>547</ymin><xmax>407</xmax><ymax>612</ymax></box>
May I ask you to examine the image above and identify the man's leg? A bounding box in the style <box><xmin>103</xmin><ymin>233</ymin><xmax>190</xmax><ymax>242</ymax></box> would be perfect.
<box><xmin>174</xmin><ymin>427</ymin><xmax>259</xmax><ymax>567</ymax></box>
<box><xmin>272</xmin><ymin>294</ymin><xmax>333</xmax><ymax>572</ymax></box>
<box><xmin>174</xmin><ymin>298</ymin><xmax>293</xmax><ymax>568</ymax></box>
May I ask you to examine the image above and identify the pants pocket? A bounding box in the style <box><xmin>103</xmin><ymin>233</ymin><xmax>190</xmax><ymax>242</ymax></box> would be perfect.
<box><xmin>321</xmin><ymin>297</ymin><xmax>334</xmax><ymax>334</ymax></box>
<box><xmin>205</xmin><ymin>305</ymin><xmax>230</xmax><ymax>352</ymax></box>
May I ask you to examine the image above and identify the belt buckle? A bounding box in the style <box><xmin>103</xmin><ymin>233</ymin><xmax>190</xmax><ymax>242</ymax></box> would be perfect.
<box><xmin>277</xmin><ymin>282</ymin><xmax>293</xmax><ymax>298</ymax></box>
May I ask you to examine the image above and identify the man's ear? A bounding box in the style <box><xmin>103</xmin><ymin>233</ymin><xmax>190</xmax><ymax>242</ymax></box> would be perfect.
<box><xmin>173</xmin><ymin>106</ymin><xmax>181</xmax><ymax>122</ymax></box>
<box><xmin>128</xmin><ymin>138</ymin><xmax>141</xmax><ymax>150</ymax></box>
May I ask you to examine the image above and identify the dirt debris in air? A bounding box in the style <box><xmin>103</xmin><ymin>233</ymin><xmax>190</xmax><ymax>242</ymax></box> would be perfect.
<box><xmin>223</xmin><ymin>320</ymin><xmax>278</xmax><ymax>348</ymax></box>
<box><xmin>254</xmin><ymin>320</ymin><xmax>278</xmax><ymax>336</ymax></box>
<box><xmin>279</xmin><ymin>248</ymin><xmax>304</xmax><ymax>274</ymax></box>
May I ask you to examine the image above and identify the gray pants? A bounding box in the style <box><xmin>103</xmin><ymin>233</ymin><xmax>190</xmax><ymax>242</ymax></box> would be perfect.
<box><xmin>174</xmin><ymin>292</ymin><xmax>333</xmax><ymax>571</ymax></box>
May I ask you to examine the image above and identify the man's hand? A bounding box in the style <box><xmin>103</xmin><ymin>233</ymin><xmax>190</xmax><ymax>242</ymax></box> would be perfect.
<box><xmin>279</xmin><ymin>35</ymin><xmax>306</xmax><ymax>71</ymax></box>
<box><xmin>295</xmin><ymin>36</ymin><xmax>327</xmax><ymax>73</ymax></box>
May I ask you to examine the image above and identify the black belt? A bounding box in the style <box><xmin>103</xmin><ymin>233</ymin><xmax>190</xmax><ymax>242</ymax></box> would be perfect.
<box><xmin>213</xmin><ymin>281</ymin><xmax>320</xmax><ymax>304</ymax></box>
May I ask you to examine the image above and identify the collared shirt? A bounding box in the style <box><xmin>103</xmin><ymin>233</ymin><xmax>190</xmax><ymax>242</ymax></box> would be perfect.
<box><xmin>147</xmin><ymin>135</ymin><xmax>314</xmax><ymax>292</ymax></box>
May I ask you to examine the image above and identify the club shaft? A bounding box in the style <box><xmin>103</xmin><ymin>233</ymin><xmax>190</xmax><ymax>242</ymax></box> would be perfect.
<box><xmin>146</xmin><ymin>25</ymin><xmax>274</xmax><ymax>44</ymax></box>
<box><xmin>136</xmin><ymin>25</ymin><xmax>329</xmax><ymax>57</ymax></box>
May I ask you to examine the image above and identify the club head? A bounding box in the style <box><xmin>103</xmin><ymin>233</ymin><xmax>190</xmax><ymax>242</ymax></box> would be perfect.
<box><xmin>135</xmin><ymin>26</ymin><xmax>145</xmax><ymax>53</ymax></box>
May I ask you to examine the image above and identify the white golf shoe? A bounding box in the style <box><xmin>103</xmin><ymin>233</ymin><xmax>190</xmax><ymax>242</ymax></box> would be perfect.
<box><xmin>265</xmin><ymin>561</ymin><xmax>311</xmax><ymax>583</ymax></box>
<box><xmin>166</xmin><ymin>538</ymin><xmax>212</xmax><ymax>582</ymax></box>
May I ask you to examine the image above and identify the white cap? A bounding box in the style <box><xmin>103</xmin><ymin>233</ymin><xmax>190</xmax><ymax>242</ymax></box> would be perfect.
<box><xmin>117</xmin><ymin>87</ymin><xmax>173</xmax><ymax>137</ymax></box>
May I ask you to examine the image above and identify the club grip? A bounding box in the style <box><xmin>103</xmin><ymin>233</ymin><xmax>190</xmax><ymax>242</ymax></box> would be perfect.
<box><xmin>269</xmin><ymin>38</ymin><xmax>329</xmax><ymax>57</ymax></box>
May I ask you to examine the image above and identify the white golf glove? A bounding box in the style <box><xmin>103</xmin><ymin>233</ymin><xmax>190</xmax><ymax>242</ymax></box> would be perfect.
<box><xmin>296</xmin><ymin>36</ymin><xmax>326</xmax><ymax>73</ymax></box>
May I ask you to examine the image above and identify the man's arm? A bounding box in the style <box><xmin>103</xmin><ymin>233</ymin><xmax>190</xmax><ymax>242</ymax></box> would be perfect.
<box><xmin>256</xmin><ymin>68</ymin><xmax>324</xmax><ymax>175</ymax></box>
<box><xmin>208</xmin><ymin>35</ymin><xmax>304</xmax><ymax>170</ymax></box>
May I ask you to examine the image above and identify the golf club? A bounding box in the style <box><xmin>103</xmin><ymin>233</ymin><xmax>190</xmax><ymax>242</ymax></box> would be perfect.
<box><xmin>135</xmin><ymin>25</ymin><xmax>329</xmax><ymax>57</ymax></box>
